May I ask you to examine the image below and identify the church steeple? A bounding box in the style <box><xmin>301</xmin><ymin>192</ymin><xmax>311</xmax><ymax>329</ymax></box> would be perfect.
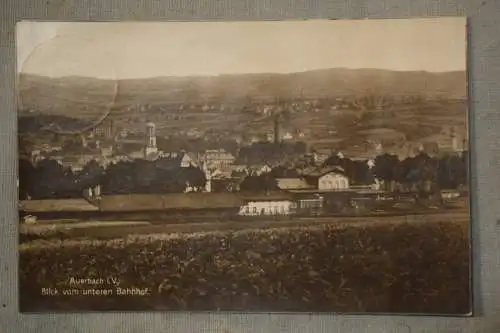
<box><xmin>144</xmin><ymin>122</ymin><xmax>158</xmax><ymax>158</ymax></box>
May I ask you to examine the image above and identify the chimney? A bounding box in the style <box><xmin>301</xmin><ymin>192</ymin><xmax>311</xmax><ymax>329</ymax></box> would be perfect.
<box><xmin>273</xmin><ymin>116</ymin><xmax>280</xmax><ymax>144</ymax></box>
<box><xmin>450</xmin><ymin>126</ymin><xmax>458</xmax><ymax>152</ymax></box>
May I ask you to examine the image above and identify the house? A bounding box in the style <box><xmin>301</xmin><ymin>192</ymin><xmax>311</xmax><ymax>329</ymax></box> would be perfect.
<box><xmin>238</xmin><ymin>192</ymin><xmax>295</xmax><ymax>216</ymax></box>
<box><xmin>313</xmin><ymin>150</ymin><xmax>332</xmax><ymax>165</ymax></box>
<box><xmin>202</xmin><ymin>149</ymin><xmax>236</xmax><ymax>168</ymax></box>
<box><xmin>38</xmin><ymin>144</ymin><xmax>63</xmax><ymax>153</ymax></box>
<box><xmin>303</xmin><ymin>166</ymin><xmax>349</xmax><ymax>191</ymax></box>
<box><xmin>160</xmin><ymin>152</ymin><xmax>199</xmax><ymax>168</ymax></box>
<box><xmin>58</xmin><ymin>155</ymin><xmax>85</xmax><ymax>172</ymax></box>
<box><xmin>230</xmin><ymin>164</ymin><xmax>248</xmax><ymax>173</ymax></box>
<box><xmin>186</xmin><ymin>128</ymin><xmax>203</xmax><ymax>138</ymax></box>
<box><xmin>317</xmin><ymin>172</ymin><xmax>349</xmax><ymax>190</ymax></box>
<box><xmin>441</xmin><ymin>190</ymin><xmax>461</xmax><ymax>201</ymax></box>
<box><xmin>110</xmin><ymin>154</ymin><xmax>132</xmax><ymax>164</ymax></box>
<box><xmin>282</xmin><ymin>132</ymin><xmax>294</xmax><ymax>140</ymax></box>
<box><xmin>30</xmin><ymin>149</ymin><xmax>41</xmax><ymax>162</ymax></box>
<box><xmin>248</xmin><ymin>164</ymin><xmax>272</xmax><ymax>176</ymax></box>
<box><xmin>276</xmin><ymin>178</ymin><xmax>315</xmax><ymax>191</ymax></box>
<box><xmin>22</xmin><ymin>215</ymin><xmax>37</xmax><ymax>224</ymax></box>
<box><xmin>129</xmin><ymin>150</ymin><xmax>147</xmax><ymax>160</ymax></box>
<box><xmin>100</xmin><ymin>146</ymin><xmax>113</xmax><ymax>157</ymax></box>
<box><xmin>180</xmin><ymin>152</ymin><xmax>199</xmax><ymax>167</ymax></box>
<box><xmin>209</xmin><ymin>167</ymin><xmax>233</xmax><ymax>180</ymax></box>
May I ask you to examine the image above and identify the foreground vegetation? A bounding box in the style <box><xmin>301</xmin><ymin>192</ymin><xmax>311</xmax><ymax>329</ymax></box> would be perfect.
<box><xmin>19</xmin><ymin>218</ymin><xmax>470</xmax><ymax>313</ymax></box>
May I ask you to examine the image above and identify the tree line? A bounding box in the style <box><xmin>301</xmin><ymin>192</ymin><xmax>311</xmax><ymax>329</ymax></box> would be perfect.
<box><xmin>18</xmin><ymin>158</ymin><xmax>206</xmax><ymax>200</ymax></box>
<box><xmin>322</xmin><ymin>151</ymin><xmax>468</xmax><ymax>193</ymax></box>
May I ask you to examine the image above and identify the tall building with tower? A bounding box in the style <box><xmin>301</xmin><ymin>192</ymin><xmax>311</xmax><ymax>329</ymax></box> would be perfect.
<box><xmin>93</xmin><ymin>118</ymin><xmax>114</xmax><ymax>139</ymax></box>
<box><xmin>202</xmin><ymin>161</ymin><xmax>212</xmax><ymax>193</ymax></box>
<box><xmin>144</xmin><ymin>122</ymin><xmax>158</xmax><ymax>158</ymax></box>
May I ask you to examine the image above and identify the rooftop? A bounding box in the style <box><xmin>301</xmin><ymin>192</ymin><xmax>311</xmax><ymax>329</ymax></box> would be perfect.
<box><xmin>276</xmin><ymin>178</ymin><xmax>314</xmax><ymax>190</ymax></box>
<box><xmin>303</xmin><ymin>165</ymin><xmax>346</xmax><ymax>177</ymax></box>
<box><xmin>98</xmin><ymin>192</ymin><xmax>244</xmax><ymax>212</ymax></box>
<box><xmin>19</xmin><ymin>199</ymin><xmax>99</xmax><ymax>212</ymax></box>
<box><xmin>240</xmin><ymin>191</ymin><xmax>295</xmax><ymax>202</ymax></box>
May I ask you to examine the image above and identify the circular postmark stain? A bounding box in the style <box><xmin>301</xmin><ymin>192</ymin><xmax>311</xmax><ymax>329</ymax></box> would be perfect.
<box><xmin>18</xmin><ymin>31</ymin><xmax>118</xmax><ymax>137</ymax></box>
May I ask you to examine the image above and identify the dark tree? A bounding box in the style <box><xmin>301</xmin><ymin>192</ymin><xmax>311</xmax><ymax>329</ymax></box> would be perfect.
<box><xmin>133</xmin><ymin>160</ymin><xmax>159</xmax><ymax>193</ymax></box>
<box><xmin>401</xmin><ymin>153</ymin><xmax>439</xmax><ymax>197</ymax></box>
<box><xmin>437</xmin><ymin>153</ymin><xmax>467</xmax><ymax>189</ymax></box>
<box><xmin>270</xmin><ymin>166</ymin><xmax>300</xmax><ymax>178</ymax></box>
<box><xmin>211</xmin><ymin>179</ymin><xmax>232</xmax><ymax>193</ymax></box>
<box><xmin>323</xmin><ymin>153</ymin><xmax>342</xmax><ymax>167</ymax></box>
<box><xmin>18</xmin><ymin>158</ymin><xmax>35</xmax><ymax>200</ymax></box>
<box><xmin>461</xmin><ymin>150</ymin><xmax>469</xmax><ymax>186</ymax></box>
<box><xmin>180</xmin><ymin>166</ymin><xmax>207</xmax><ymax>191</ymax></box>
<box><xmin>30</xmin><ymin>159</ymin><xmax>81</xmax><ymax>199</ymax></box>
<box><xmin>77</xmin><ymin>160</ymin><xmax>104</xmax><ymax>189</ymax></box>
<box><xmin>18</xmin><ymin>136</ymin><xmax>34</xmax><ymax>158</ymax></box>
<box><xmin>349</xmin><ymin>160</ymin><xmax>374</xmax><ymax>185</ymax></box>
<box><xmin>101</xmin><ymin>158</ymin><xmax>207</xmax><ymax>195</ymax></box>
<box><xmin>239</xmin><ymin>173</ymin><xmax>279</xmax><ymax>193</ymax></box>
<box><xmin>61</xmin><ymin>138</ymin><xmax>82</xmax><ymax>152</ymax></box>
<box><xmin>373</xmin><ymin>154</ymin><xmax>399</xmax><ymax>186</ymax></box>
<box><xmin>101</xmin><ymin>161</ymin><xmax>137</xmax><ymax>194</ymax></box>
<box><xmin>394</xmin><ymin>157</ymin><xmax>413</xmax><ymax>191</ymax></box>
<box><xmin>294</xmin><ymin>141</ymin><xmax>308</xmax><ymax>155</ymax></box>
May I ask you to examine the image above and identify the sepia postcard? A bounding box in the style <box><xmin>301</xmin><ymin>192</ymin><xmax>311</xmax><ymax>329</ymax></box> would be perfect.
<box><xmin>17</xmin><ymin>18</ymin><xmax>471</xmax><ymax>314</ymax></box>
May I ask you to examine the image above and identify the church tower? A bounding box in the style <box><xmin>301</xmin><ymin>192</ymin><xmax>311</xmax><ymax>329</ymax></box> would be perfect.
<box><xmin>144</xmin><ymin>122</ymin><xmax>158</xmax><ymax>158</ymax></box>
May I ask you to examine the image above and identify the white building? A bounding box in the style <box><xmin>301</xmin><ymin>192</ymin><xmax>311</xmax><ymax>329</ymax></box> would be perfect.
<box><xmin>238</xmin><ymin>198</ymin><xmax>295</xmax><ymax>216</ymax></box>
<box><xmin>318</xmin><ymin>172</ymin><xmax>349</xmax><ymax>190</ymax></box>
<box><xmin>180</xmin><ymin>153</ymin><xmax>199</xmax><ymax>168</ymax></box>
<box><xmin>202</xmin><ymin>149</ymin><xmax>235</xmax><ymax>168</ymax></box>
<box><xmin>303</xmin><ymin>166</ymin><xmax>350</xmax><ymax>191</ymax></box>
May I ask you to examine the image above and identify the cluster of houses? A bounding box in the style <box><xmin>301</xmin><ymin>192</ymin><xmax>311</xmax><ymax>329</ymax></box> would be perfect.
<box><xmin>21</xmin><ymin>117</ymin><xmax>467</xmax><ymax>222</ymax></box>
<box><xmin>24</xmin><ymin>119</ymin><xmax>390</xmax><ymax>221</ymax></box>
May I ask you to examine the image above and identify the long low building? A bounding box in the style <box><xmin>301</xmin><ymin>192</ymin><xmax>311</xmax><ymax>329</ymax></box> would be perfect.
<box><xmin>98</xmin><ymin>192</ymin><xmax>245</xmax><ymax>212</ymax></box>
<box><xmin>237</xmin><ymin>192</ymin><xmax>295</xmax><ymax>216</ymax></box>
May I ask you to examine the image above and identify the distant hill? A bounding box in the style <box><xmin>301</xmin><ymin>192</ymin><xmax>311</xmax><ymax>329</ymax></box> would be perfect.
<box><xmin>18</xmin><ymin>68</ymin><xmax>467</xmax><ymax>118</ymax></box>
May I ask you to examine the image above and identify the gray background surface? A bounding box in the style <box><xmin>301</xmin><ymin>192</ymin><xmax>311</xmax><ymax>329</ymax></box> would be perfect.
<box><xmin>1</xmin><ymin>0</ymin><xmax>498</xmax><ymax>332</ymax></box>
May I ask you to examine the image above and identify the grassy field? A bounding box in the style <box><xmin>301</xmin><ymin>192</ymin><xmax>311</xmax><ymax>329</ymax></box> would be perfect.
<box><xmin>19</xmin><ymin>212</ymin><xmax>471</xmax><ymax>314</ymax></box>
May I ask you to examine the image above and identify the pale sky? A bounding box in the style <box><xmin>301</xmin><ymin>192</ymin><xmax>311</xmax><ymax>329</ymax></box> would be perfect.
<box><xmin>16</xmin><ymin>18</ymin><xmax>466</xmax><ymax>79</ymax></box>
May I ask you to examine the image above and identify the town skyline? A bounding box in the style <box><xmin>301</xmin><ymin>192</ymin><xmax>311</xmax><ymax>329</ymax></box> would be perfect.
<box><xmin>17</xmin><ymin>18</ymin><xmax>466</xmax><ymax>79</ymax></box>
